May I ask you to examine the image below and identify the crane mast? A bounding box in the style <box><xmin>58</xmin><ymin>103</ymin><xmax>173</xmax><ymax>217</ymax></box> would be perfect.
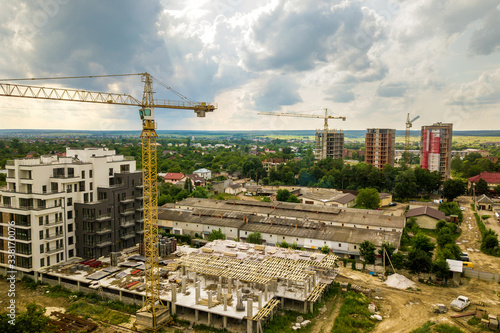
<box><xmin>404</xmin><ymin>113</ymin><xmax>420</xmax><ymax>166</ymax></box>
<box><xmin>0</xmin><ymin>73</ymin><xmax>216</xmax><ymax>332</ymax></box>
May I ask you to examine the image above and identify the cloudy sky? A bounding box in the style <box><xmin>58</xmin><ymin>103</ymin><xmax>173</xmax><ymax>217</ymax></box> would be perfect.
<box><xmin>0</xmin><ymin>0</ymin><xmax>499</xmax><ymax>131</ymax></box>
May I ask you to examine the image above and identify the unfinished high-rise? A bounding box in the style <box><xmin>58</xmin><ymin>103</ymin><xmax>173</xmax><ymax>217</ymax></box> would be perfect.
<box><xmin>421</xmin><ymin>122</ymin><xmax>453</xmax><ymax>180</ymax></box>
<box><xmin>365</xmin><ymin>128</ymin><xmax>396</xmax><ymax>169</ymax></box>
<box><xmin>314</xmin><ymin>129</ymin><xmax>344</xmax><ymax>160</ymax></box>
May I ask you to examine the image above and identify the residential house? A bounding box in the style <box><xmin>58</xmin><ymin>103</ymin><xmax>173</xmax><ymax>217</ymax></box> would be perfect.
<box><xmin>406</xmin><ymin>206</ymin><xmax>446</xmax><ymax>229</ymax></box>
<box><xmin>164</xmin><ymin>173</ymin><xmax>186</xmax><ymax>184</ymax></box>
<box><xmin>468</xmin><ymin>172</ymin><xmax>500</xmax><ymax>193</ymax></box>
<box><xmin>193</xmin><ymin>168</ymin><xmax>212</xmax><ymax>180</ymax></box>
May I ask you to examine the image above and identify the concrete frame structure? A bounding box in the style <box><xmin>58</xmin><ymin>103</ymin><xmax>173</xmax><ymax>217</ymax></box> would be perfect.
<box><xmin>314</xmin><ymin>129</ymin><xmax>344</xmax><ymax>160</ymax></box>
<box><xmin>24</xmin><ymin>240</ymin><xmax>338</xmax><ymax>332</ymax></box>
<box><xmin>0</xmin><ymin>148</ymin><xmax>138</xmax><ymax>272</ymax></box>
<box><xmin>365</xmin><ymin>128</ymin><xmax>396</xmax><ymax>169</ymax></box>
<box><xmin>421</xmin><ymin>122</ymin><xmax>453</xmax><ymax>181</ymax></box>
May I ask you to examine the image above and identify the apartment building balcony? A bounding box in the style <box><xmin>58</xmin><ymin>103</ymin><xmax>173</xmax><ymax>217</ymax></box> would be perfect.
<box><xmin>43</xmin><ymin>220</ymin><xmax>64</xmax><ymax>227</ymax></box>
<box><xmin>96</xmin><ymin>240</ymin><xmax>112</xmax><ymax>248</ymax></box>
<box><xmin>136</xmin><ymin>229</ymin><xmax>144</xmax><ymax>234</ymax></box>
<box><xmin>0</xmin><ymin>203</ymin><xmax>62</xmax><ymax>212</ymax></box>
<box><xmin>46</xmin><ymin>246</ymin><xmax>64</xmax><ymax>254</ymax></box>
<box><xmin>0</xmin><ymin>188</ymin><xmax>65</xmax><ymax>197</ymax></box>
<box><xmin>45</xmin><ymin>233</ymin><xmax>64</xmax><ymax>241</ymax></box>
<box><xmin>120</xmin><ymin>197</ymin><xmax>135</xmax><ymax>204</ymax></box>
<box><xmin>135</xmin><ymin>196</ymin><xmax>143</xmax><ymax>201</ymax></box>
<box><xmin>120</xmin><ymin>220</ymin><xmax>135</xmax><ymax>228</ymax></box>
<box><xmin>96</xmin><ymin>214</ymin><xmax>111</xmax><ymax>221</ymax></box>
<box><xmin>120</xmin><ymin>208</ymin><xmax>135</xmax><ymax>216</ymax></box>
<box><xmin>136</xmin><ymin>207</ymin><xmax>144</xmax><ymax>212</ymax></box>
<box><xmin>121</xmin><ymin>232</ymin><xmax>135</xmax><ymax>240</ymax></box>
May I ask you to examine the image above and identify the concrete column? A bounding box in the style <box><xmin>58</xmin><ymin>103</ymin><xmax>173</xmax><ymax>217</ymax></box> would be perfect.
<box><xmin>182</xmin><ymin>265</ymin><xmax>186</xmax><ymax>275</ymax></box>
<box><xmin>247</xmin><ymin>298</ymin><xmax>253</xmax><ymax>333</ymax></box>
<box><xmin>236</xmin><ymin>279</ymin><xmax>240</xmax><ymax>291</ymax></box>
<box><xmin>258</xmin><ymin>291</ymin><xmax>262</xmax><ymax>310</ymax></box>
<box><xmin>195</xmin><ymin>309</ymin><xmax>199</xmax><ymax>323</ymax></box>
<box><xmin>194</xmin><ymin>272</ymin><xmax>197</xmax><ymax>283</ymax></box>
<box><xmin>77</xmin><ymin>280</ymin><xmax>80</xmax><ymax>292</ymax></box>
<box><xmin>219</xmin><ymin>276</ymin><xmax>222</xmax><ymax>285</ymax></box>
<box><xmin>304</xmin><ymin>280</ymin><xmax>309</xmax><ymax>298</ymax></box>
<box><xmin>310</xmin><ymin>302</ymin><xmax>314</xmax><ymax>313</ymax></box>
<box><xmin>228</xmin><ymin>277</ymin><xmax>232</xmax><ymax>294</ymax></box>
<box><xmin>281</xmin><ymin>297</ymin><xmax>284</xmax><ymax>309</ymax></box>
<box><xmin>58</xmin><ymin>276</ymin><xmax>61</xmax><ymax>284</ymax></box>
<box><xmin>34</xmin><ymin>272</ymin><xmax>38</xmax><ymax>282</ymax></box>
<box><xmin>208</xmin><ymin>291</ymin><xmax>213</xmax><ymax>309</ymax></box>
<box><xmin>223</xmin><ymin>315</ymin><xmax>227</xmax><ymax>328</ymax></box>
<box><xmin>119</xmin><ymin>289</ymin><xmax>123</xmax><ymax>302</ymax></box>
<box><xmin>171</xmin><ymin>283</ymin><xmax>177</xmax><ymax>314</ymax></box>
<box><xmin>313</xmin><ymin>271</ymin><xmax>317</xmax><ymax>286</ymax></box>
<box><xmin>181</xmin><ymin>276</ymin><xmax>187</xmax><ymax>294</ymax></box>
<box><xmin>264</xmin><ymin>284</ymin><xmax>268</xmax><ymax>301</ymax></box>
<box><xmin>303</xmin><ymin>301</ymin><xmax>307</xmax><ymax>313</ymax></box>
<box><xmin>208</xmin><ymin>311</ymin><xmax>212</xmax><ymax>326</ymax></box>
<box><xmin>195</xmin><ymin>281</ymin><xmax>200</xmax><ymax>305</ymax></box>
<box><xmin>217</xmin><ymin>284</ymin><xmax>222</xmax><ymax>302</ymax></box>
<box><xmin>224</xmin><ymin>292</ymin><xmax>228</xmax><ymax>311</ymax></box>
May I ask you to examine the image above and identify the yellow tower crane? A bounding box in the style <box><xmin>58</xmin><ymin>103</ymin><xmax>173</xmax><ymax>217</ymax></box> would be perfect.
<box><xmin>404</xmin><ymin>113</ymin><xmax>420</xmax><ymax>166</ymax></box>
<box><xmin>0</xmin><ymin>73</ymin><xmax>216</xmax><ymax>331</ymax></box>
<box><xmin>258</xmin><ymin>108</ymin><xmax>346</xmax><ymax>159</ymax></box>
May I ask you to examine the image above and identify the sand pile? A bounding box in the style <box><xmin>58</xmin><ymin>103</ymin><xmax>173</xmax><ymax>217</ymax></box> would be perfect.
<box><xmin>384</xmin><ymin>273</ymin><xmax>416</xmax><ymax>290</ymax></box>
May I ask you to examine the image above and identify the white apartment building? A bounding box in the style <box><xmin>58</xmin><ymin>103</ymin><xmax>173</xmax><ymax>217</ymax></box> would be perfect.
<box><xmin>0</xmin><ymin>148</ymin><xmax>136</xmax><ymax>273</ymax></box>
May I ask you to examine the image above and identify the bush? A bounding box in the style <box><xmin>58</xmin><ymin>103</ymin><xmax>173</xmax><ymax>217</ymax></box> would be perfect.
<box><xmin>331</xmin><ymin>292</ymin><xmax>375</xmax><ymax>333</ymax></box>
<box><xmin>481</xmin><ymin>215</ymin><xmax>491</xmax><ymax>220</ymax></box>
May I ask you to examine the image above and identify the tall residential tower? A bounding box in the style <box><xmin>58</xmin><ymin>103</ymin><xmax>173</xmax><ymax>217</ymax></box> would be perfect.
<box><xmin>365</xmin><ymin>128</ymin><xmax>396</xmax><ymax>169</ymax></box>
<box><xmin>421</xmin><ymin>122</ymin><xmax>453</xmax><ymax>180</ymax></box>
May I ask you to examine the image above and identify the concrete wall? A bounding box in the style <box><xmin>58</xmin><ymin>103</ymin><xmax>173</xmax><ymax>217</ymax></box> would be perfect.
<box><xmin>413</xmin><ymin>215</ymin><xmax>438</xmax><ymax>229</ymax></box>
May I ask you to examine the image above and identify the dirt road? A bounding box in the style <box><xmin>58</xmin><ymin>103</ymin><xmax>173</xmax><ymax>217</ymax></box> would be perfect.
<box><xmin>337</xmin><ymin>267</ymin><xmax>500</xmax><ymax>333</ymax></box>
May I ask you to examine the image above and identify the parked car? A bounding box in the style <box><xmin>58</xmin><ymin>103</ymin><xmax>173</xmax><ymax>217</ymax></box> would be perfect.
<box><xmin>460</xmin><ymin>252</ymin><xmax>469</xmax><ymax>261</ymax></box>
<box><xmin>388</xmin><ymin>202</ymin><xmax>397</xmax><ymax>207</ymax></box>
<box><xmin>450</xmin><ymin>296</ymin><xmax>470</xmax><ymax>312</ymax></box>
<box><xmin>463</xmin><ymin>261</ymin><xmax>474</xmax><ymax>268</ymax></box>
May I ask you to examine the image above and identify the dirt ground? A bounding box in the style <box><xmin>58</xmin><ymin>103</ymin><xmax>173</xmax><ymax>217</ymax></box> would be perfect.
<box><xmin>455</xmin><ymin>196</ymin><xmax>500</xmax><ymax>274</ymax></box>
<box><xmin>336</xmin><ymin>267</ymin><xmax>500</xmax><ymax>333</ymax></box>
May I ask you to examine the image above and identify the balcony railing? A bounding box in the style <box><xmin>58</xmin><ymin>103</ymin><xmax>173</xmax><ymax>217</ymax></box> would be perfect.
<box><xmin>121</xmin><ymin>233</ymin><xmax>135</xmax><ymax>240</ymax></box>
<box><xmin>44</xmin><ymin>220</ymin><xmax>64</xmax><ymax>227</ymax></box>
<box><xmin>96</xmin><ymin>213</ymin><xmax>111</xmax><ymax>221</ymax></box>
<box><xmin>120</xmin><ymin>220</ymin><xmax>135</xmax><ymax>228</ymax></box>
<box><xmin>0</xmin><ymin>203</ymin><xmax>62</xmax><ymax>211</ymax></box>
<box><xmin>46</xmin><ymin>247</ymin><xmax>64</xmax><ymax>254</ymax></box>
<box><xmin>120</xmin><ymin>208</ymin><xmax>135</xmax><ymax>216</ymax></box>
<box><xmin>120</xmin><ymin>197</ymin><xmax>135</xmax><ymax>204</ymax></box>
<box><xmin>96</xmin><ymin>240</ymin><xmax>112</xmax><ymax>247</ymax></box>
<box><xmin>45</xmin><ymin>233</ymin><xmax>64</xmax><ymax>241</ymax></box>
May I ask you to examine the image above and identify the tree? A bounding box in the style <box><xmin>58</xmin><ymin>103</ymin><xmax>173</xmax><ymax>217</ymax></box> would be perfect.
<box><xmin>0</xmin><ymin>302</ymin><xmax>51</xmax><ymax>333</ymax></box>
<box><xmin>438</xmin><ymin>201</ymin><xmax>463</xmax><ymax>222</ymax></box>
<box><xmin>247</xmin><ymin>232</ymin><xmax>262</xmax><ymax>244</ymax></box>
<box><xmin>286</xmin><ymin>194</ymin><xmax>300</xmax><ymax>203</ymax></box>
<box><xmin>432</xmin><ymin>259</ymin><xmax>450</xmax><ymax>280</ymax></box>
<box><xmin>412</xmin><ymin>233</ymin><xmax>435</xmax><ymax>254</ymax></box>
<box><xmin>439</xmin><ymin>243</ymin><xmax>461</xmax><ymax>260</ymax></box>
<box><xmin>260</xmin><ymin>197</ymin><xmax>271</xmax><ymax>202</ymax></box>
<box><xmin>377</xmin><ymin>242</ymin><xmax>396</xmax><ymax>262</ymax></box>
<box><xmin>494</xmin><ymin>184</ymin><xmax>500</xmax><ymax>195</ymax></box>
<box><xmin>442</xmin><ymin>178</ymin><xmax>466</xmax><ymax>202</ymax></box>
<box><xmin>359</xmin><ymin>240</ymin><xmax>376</xmax><ymax>264</ymax></box>
<box><xmin>276</xmin><ymin>189</ymin><xmax>291</xmax><ymax>202</ymax></box>
<box><xmin>208</xmin><ymin>228</ymin><xmax>226</xmax><ymax>241</ymax></box>
<box><xmin>394</xmin><ymin>169</ymin><xmax>418</xmax><ymax>201</ymax></box>
<box><xmin>475</xmin><ymin>178</ymin><xmax>489</xmax><ymax>195</ymax></box>
<box><xmin>391</xmin><ymin>251</ymin><xmax>405</xmax><ymax>269</ymax></box>
<box><xmin>407</xmin><ymin>248</ymin><xmax>433</xmax><ymax>274</ymax></box>
<box><xmin>190</xmin><ymin>187</ymin><xmax>209</xmax><ymax>198</ymax></box>
<box><xmin>184</xmin><ymin>178</ymin><xmax>193</xmax><ymax>193</ymax></box>
<box><xmin>436</xmin><ymin>227</ymin><xmax>454</xmax><ymax>248</ymax></box>
<box><xmin>356</xmin><ymin>188</ymin><xmax>381</xmax><ymax>209</ymax></box>
<box><xmin>320</xmin><ymin>245</ymin><xmax>330</xmax><ymax>254</ymax></box>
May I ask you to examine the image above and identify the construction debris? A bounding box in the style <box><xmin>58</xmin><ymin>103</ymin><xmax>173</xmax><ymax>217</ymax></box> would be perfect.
<box><xmin>384</xmin><ymin>273</ymin><xmax>416</xmax><ymax>290</ymax></box>
<box><xmin>48</xmin><ymin>311</ymin><xmax>98</xmax><ymax>332</ymax></box>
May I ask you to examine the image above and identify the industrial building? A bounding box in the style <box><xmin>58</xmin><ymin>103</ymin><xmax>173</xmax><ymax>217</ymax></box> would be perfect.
<box><xmin>365</xmin><ymin>128</ymin><xmax>396</xmax><ymax>169</ymax></box>
<box><xmin>160</xmin><ymin>198</ymin><xmax>404</xmax><ymax>258</ymax></box>
<box><xmin>314</xmin><ymin>129</ymin><xmax>344</xmax><ymax>160</ymax></box>
<box><xmin>0</xmin><ymin>148</ymin><xmax>142</xmax><ymax>272</ymax></box>
<box><xmin>27</xmin><ymin>239</ymin><xmax>338</xmax><ymax>332</ymax></box>
<box><xmin>421</xmin><ymin>122</ymin><xmax>453</xmax><ymax>180</ymax></box>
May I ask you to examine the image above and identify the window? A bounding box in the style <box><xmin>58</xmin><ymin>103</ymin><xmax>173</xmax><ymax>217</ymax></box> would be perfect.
<box><xmin>338</xmin><ymin>243</ymin><xmax>341</xmax><ymax>247</ymax></box>
<box><xmin>90</xmin><ymin>182</ymin><xmax>93</xmax><ymax>190</ymax></box>
<box><xmin>109</xmin><ymin>168</ymin><xmax>113</xmax><ymax>176</ymax></box>
<box><xmin>47</xmin><ymin>257</ymin><xmax>50</xmax><ymax>266</ymax></box>
<box><xmin>39</xmin><ymin>217</ymin><xmax>43</xmax><ymax>226</ymax></box>
<box><xmin>42</xmin><ymin>185</ymin><xmax>47</xmax><ymax>194</ymax></box>
<box><xmin>67</xmin><ymin>198</ymin><xmax>72</xmax><ymax>206</ymax></box>
<box><xmin>68</xmin><ymin>236</ymin><xmax>73</xmax><ymax>245</ymax></box>
<box><xmin>89</xmin><ymin>170</ymin><xmax>93</xmax><ymax>178</ymax></box>
<box><xmin>354</xmin><ymin>245</ymin><xmax>357</xmax><ymax>249</ymax></box>
<box><xmin>68</xmin><ymin>223</ymin><xmax>73</xmax><ymax>233</ymax></box>
<box><xmin>40</xmin><ymin>258</ymin><xmax>44</xmax><ymax>267</ymax></box>
<box><xmin>283</xmin><ymin>236</ymin><xmax>285</xmax><ymax>239</ymax></box>
<box><xmin>39</xmin><ymin>230</ymin><xmax>43</xmax><ymax>240</ymax></box>
<box><xmin>67</xmin><ymin>211</ymin><xmax>73</xmax><ymax>219</ymax></box>
<box><xmin>81</xmin><ymin>170</ymin><xmax>85</xmax><ymax>179</ymax></box>
<box><xmin>66</xmin><ymin>185</ymin><xmax>72</xmax><ymax>193</ymax></box>
<box><xmin>84</xmin><ymin>193</ymin><xmax>89</xmax><ymax>203</ymax></box>
<box><xmin>69</xmin><ymin>249</ymin><xmax>74</xmax><ymax>258</ymax></box>
<box><xmin>40</xmin><ymin>244</ymin><xmax>44</xmax><ymax>253</ymax></box>
<box><xmin>79</xmin><ymin>181</ymin><xmax>85</xmax><ymax>192</ymax></box>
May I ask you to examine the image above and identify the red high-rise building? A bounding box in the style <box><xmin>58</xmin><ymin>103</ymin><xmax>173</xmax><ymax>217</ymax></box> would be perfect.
<box><xmin>421</xmin><ymin>123</ymin><xmax>453</xmax><ymax>180</ymax></box>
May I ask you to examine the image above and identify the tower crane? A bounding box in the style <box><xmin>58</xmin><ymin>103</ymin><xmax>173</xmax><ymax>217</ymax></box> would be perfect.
<box><xmin>0</xmin><ymin>73</ymin><xmax>216</xmax><ymax>331</ymax></box>
<box><xmin>404</xmin><ymin>113</ymin><xmax>420</xmax><ymax>165</ymax></box>
<box><xmin>258</xmin><ymin>108</ymin><xmax>346</xmax><ymax>160</ymax></box>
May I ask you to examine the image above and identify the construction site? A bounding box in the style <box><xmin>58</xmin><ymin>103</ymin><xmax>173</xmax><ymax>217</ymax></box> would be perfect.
<box><xmin>28</xmin><ymin>239</ymin><xmax>338</xmax><ymax>332</ymax></box>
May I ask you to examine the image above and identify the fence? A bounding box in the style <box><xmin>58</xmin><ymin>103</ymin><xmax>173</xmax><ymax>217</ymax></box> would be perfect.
<box><xmin>463</xmin><ymin>267</ymin><xmax>500</xmax><ymax>283</ymax></box>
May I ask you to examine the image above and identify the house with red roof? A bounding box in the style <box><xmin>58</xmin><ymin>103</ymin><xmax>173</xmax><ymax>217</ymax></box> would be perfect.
<box><xmin>468</xmin><ymin>172</ymin><xmax>500</xmax><ymax>193</ymax></box>
<box><xmin>164</xmin><ymin>172</ymin><xmax>186</xmax><ymax>184</ymax></box>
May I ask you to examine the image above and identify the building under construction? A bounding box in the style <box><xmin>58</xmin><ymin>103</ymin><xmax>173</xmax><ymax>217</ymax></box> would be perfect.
<box><xmin>315</xmin><ymin>129</ymin><xmax>344</xmax><ymax>160</ymax></box>
<box><xmin>421</xmin><ymin>122</ymin><xmax>453</xmax><ymax>180</ymax></box>
<box><xmin>365</xmin><ymin>128</ymin><xmax>396</xmax><ymax>169</ymax></box>
<box><xmin>27</xmin><ymin>239</ymin><xmax>338</xmax><ymax>332</ymax></box>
